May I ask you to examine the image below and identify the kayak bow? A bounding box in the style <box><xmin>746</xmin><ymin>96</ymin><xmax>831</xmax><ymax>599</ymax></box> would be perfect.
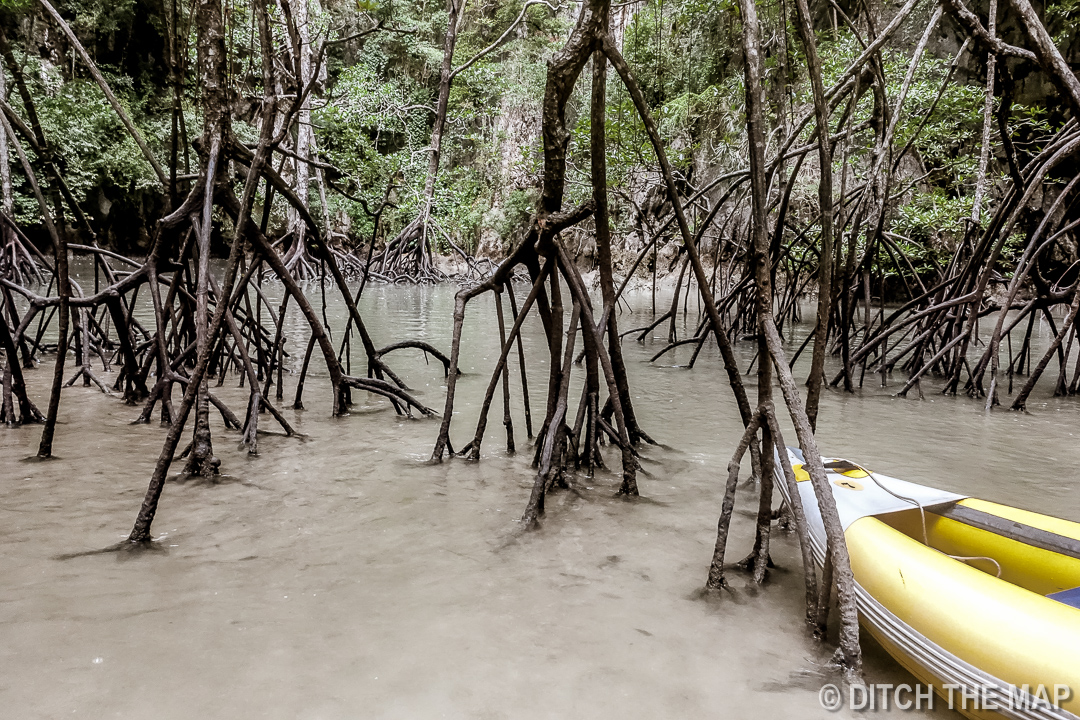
<box><xmin>776</xmin><ymin>447</ymin><xmax>1080</xmax><ymax>720</ymax></box>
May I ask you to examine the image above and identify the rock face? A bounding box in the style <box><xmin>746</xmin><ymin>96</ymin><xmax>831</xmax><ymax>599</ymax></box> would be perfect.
<box><xmin>477</xmin><ymin>88</ymin><xmax>543</xmax><ymax>260</ymax></box>
<box><xmin>611</xmin><ymin>0</ymin><xmax>647</xmax><ymax>49</ymax></box>
<box><xmin>478</xmin><ymin>2</ymin><xmax>648</xmax><ymax>264</ymax></box>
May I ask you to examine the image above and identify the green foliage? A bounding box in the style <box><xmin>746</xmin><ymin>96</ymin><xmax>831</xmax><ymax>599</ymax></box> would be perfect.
<box><xmin>4</xmin><ymin>51</ymin><xmax>169</xmax><ymax>226</ymax></box>
<box><xmin>605</xmin><ymin>0</ymin><xmax>1057</xmax><ymax>289</ymax></box>
<box><xmin>492</xmin><ymin>188</ymin><xmax>537</xmax><ymax>239</ymax></box>
<box><xmin>59</xmin><ymin>0</ymin><xmax>137</xmax><ymax>37</ymax></box>
<box><xmin>1046</xmin><ymin>0</ymin><xmax>1080</xmax><ymax>45</ymax></box>
<box><xmin>314</xmin><ymin>0</ymin><xmax>565</xmax><ymax>249</ymax></box>
<box><xmin>38</xmin><ymin>80</ymin><xmax>163</xmax><ymax>191</ymax></box>
<box><xmin>811</xmin><ymin>33</ymin><xmax>987</xmax><ymax>190</ymax></box>
<box><xmin>0</xmin><ymin>0</ymin><xmax>1065</xmax><ymax>283</ymax></box>
<box><xmin>891</xmin><ymin>189</ymin><xmax>973</xmax><ymax>248</ymax></box>
<box><xmin>622</xmin><ymin>0</ymin><xmax>738</xmax><ymax>109</ymax></box>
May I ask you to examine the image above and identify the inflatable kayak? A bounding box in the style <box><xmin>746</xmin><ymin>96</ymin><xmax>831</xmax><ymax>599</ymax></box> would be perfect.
<box><xmin>776</xmin><ymin>447</ymin><xmax>1080</xmax><ymax>720</ymax></box>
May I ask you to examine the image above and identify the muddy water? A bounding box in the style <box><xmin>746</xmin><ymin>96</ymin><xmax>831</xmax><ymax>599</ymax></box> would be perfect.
<box><xmin>3</xmin><ymin>270</ymin><xmax>1080</xmax><ymax>719</ymax></box>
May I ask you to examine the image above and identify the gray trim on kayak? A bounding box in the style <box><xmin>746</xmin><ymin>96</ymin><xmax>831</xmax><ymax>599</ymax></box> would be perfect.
<box><xmin>803</xmin><ymin>525</ymin><xmax>1079</xmax><ymax>720</ymax></box>
<box><xmin>855</xmin><ymin>577</ymin><xmax>1080</xmax><ymax>720</ymax></box>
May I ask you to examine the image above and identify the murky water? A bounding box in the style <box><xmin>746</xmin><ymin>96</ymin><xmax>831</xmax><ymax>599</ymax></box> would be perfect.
<box><xmin>3</xmin><ymin>264</ymin><xmax>1079</xmax><ymax>719</ymax></box>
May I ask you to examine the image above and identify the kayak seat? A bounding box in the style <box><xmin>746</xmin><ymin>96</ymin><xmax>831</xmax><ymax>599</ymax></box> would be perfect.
<box><xmin>1048</xmin><ymin>586</ymin><xmax>1080</xmax><ymax>610</ymax></box>
<box><xmin>881</xmin><ymin>502</ymin><xmax>1080</xmax><ymax>595</ymax></box>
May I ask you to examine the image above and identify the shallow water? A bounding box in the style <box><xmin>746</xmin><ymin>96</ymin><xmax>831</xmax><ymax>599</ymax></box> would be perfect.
<box><xmin>2</xmin><ymin>268</ymin><xmax>1079</xmax><ymax>719</ymax></box>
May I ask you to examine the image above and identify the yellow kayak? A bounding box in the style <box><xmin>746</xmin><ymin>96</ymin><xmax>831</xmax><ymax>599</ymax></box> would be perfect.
<box><xmin>778</xmin><ymin>447</ymin><xmax>1080</xmax><ymax>720</ymax></box>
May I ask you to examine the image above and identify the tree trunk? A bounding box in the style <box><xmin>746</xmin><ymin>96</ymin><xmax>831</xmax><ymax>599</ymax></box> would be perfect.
<box><xmin>739</xmin><ymin>0</ymin><xmax>775</xmax><ymax>582</ymax></box>
<box><xmin>793</xmin><ymin>0</ymin><xmax>834</xmax><ymax>432</ymax></box>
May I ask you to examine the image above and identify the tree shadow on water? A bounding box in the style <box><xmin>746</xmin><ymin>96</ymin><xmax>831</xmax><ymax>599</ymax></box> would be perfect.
<box><xmin>54</xmin><ymin>539</ymin><xmax>169</xmax><ymax>561</ymax></box>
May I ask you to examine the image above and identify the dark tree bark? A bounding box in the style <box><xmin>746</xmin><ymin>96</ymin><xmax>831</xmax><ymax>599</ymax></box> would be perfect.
<box><xmin>590</xmin><ymin>49</ymin><xmax>650</xmax><ymax>446</ymax></box>
<box><xmin>0</xmin><ymin>109</ymin><xmax>69</xmax><ymax>457</ymax></box>
<box><xmin>738</xmin><ymin>0</ymin><xmax>775</xmax><ymax>583</ymax></box>
<box><xmin>793</xmin><ymin>0</ymin><xmax>834</xmax><ymax>432</ymax></box>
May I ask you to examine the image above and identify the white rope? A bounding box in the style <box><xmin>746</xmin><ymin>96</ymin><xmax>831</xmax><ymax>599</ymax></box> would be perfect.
<box><xmin>838</xmin><ymin>460</ymin><xmax>1003</xmax><ymax>579</ymax></box>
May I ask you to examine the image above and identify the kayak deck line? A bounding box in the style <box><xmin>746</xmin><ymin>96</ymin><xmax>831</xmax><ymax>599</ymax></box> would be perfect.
<box><xmin>927</xmin><ymin>502</ymin><xmax>1080</xmax><ymax>563</ymax></box>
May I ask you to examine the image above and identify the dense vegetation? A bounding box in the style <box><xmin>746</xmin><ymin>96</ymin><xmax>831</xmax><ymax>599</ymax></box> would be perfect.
<box><xmin>0</xmin><ymin>0</ymin><xmax>1074</xmax><ymax>273</ymax></box>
